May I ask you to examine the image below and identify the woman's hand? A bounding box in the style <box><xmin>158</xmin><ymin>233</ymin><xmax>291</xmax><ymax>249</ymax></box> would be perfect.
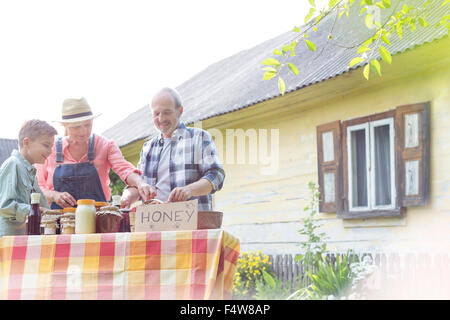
<box><xmin>52</xmin><ymin>191</ymin><xmax>77</xmax><ymax>208</ymax></box>
<box><xmin>137</xmin><ymin>183</ymin><xmax>157</xmax><ymax>202</ymax></box>
<box><xmin>120</xmin><ymin>187</ymin><xmax>140</xmax><ymax>208</ymax></box>
<box><xmin>126</xmin><ymin>173</ymin><xmax>157</xmax><ymax>202</ymax></box>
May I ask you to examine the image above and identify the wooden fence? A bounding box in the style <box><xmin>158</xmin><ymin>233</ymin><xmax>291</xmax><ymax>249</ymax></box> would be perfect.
<box><xmin>268</xmin><ymin>252</ymin><xmax>450</xmax><ymax>299</ymax></box>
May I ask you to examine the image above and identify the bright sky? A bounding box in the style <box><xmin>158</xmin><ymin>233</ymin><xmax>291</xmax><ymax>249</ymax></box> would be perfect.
<box><xmin>0</xmin><ymin>0</ymin><xmax>326</xmax><ymax>140</ymax></box>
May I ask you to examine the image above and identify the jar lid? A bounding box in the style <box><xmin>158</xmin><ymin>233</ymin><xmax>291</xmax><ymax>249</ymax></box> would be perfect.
<box><xmin>61</xmin><ymin>221</ymin><xmax>75</xmax><ymax>227</ymax></box>
<box><xmin>44</xmin><ymin>210</ymin><xmax>62</xmax><ymax>215</ymax></box>
<box><xmin>63</xmin><ymin>207</ymin><xmax>76</xmax><ymax>213</ymax></box>
<box><xmin>94</xmin><ymin>201</ymin><xmax>108</xmax><ymax>207</ymax></box>
<box><xmin>60</xmin><ymin>217</ymin><xmax>75</xmax><ymax>223</ymax></box>
<box><xmin>77</xmin><ymin>199</ymin><xmax>95</xmax><ymax>205</ymax></box>
<box><xmin>61</xmin><ymin>213</ymin><xmax>75</xmax><ymax>219</ymax></box>
<box><xmin>99</xmin><ymin>205</ymin><xmax>121</xmax><ymax>212</ymax></box>
<box><xmin>40</xmin><ymin>220</ymin><xmax>57</xmax><ymax>227</ymax></box>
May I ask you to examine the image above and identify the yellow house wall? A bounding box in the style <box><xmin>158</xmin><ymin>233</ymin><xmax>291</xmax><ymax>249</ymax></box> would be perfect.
<box><xmin>206</xmin><ymin>42</ymin><xmax>450</xmax><ymax>255</ymax></box>
<box><xmin>118</xmin><ymin>38</ymin><xmax>450</xmax><ymax>255</ymax></box>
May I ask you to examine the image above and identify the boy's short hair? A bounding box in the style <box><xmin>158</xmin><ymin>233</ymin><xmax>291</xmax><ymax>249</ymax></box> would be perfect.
<box><xmin>18</xmin><ymin>119</ymin><xmax>58</xmax><ymax>148</ymax></box>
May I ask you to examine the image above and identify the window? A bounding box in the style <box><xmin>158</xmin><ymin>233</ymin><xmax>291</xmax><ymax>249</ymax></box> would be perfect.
<box><xmin>347</xmin><ymin>118</ymin><xmax>396</xmax><ymax>212</ymax></box>
<box><xmin>316</xmin><ymin>103</ymin><xmax>430</xmax><ymax>219</ymax></box>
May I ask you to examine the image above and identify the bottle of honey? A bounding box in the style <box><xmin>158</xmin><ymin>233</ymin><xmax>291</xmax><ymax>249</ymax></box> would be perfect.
<box><xmin>27</xmin><ymin>193</ymin><xmax>41</xmax><ymax>235</ymax></box>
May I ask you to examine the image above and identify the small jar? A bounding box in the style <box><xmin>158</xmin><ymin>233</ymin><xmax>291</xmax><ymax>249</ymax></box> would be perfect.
<box><xmin>61</xmin><ymin>220</ymin><xmax>75</xmax><ymax>234</ymax></box>
<box><xmin>63</xmin><ymin>207</ymin><xmax>76</xmax><ymax>214</ymax></box>
<box><xmin>75</xmin><ymin>199</ymin><xmax>96</xmax><ymax>234</ymax></box>
<box><xmin>41</xmin><ymin>221</ymin><xmax>57</xmax><ymax>235</ymax></box>
<box><xmin>60</xmin><ymin>212</ymin><xmax>75</xmax><ymax>234</ymax></box>
<box><xmin>96</xmin><ymin>206</ymin><xmax>123</xmax><ymax>233</ymax></box>
<box><xmin>40</xmin><ymin>210</ymin><xmax>62</xmax><ymax>235</ymax></box>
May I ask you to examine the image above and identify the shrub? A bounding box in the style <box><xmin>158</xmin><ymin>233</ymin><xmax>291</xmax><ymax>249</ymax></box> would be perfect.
<box><xmin>254</xmin><ymin>270</ymin><xmax>293</xmax><ymax>300</ymax></box>
<box><xmin>233</xmin><ymin>251</ymin><xmax>273</xmax><ymax>299</ymax></box>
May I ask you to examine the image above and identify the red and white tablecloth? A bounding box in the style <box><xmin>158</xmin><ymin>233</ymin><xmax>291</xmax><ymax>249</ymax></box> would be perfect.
<box><xmin>0</xmin><ymin>229</ymin><xmax>240</xmax><ymax>300</ymax></box>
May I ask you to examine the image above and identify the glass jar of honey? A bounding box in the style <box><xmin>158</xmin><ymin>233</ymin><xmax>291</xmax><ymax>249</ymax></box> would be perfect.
<box><xmin>75</xmin><ymin>199</ymin><xmax>96</xmax><ymax>234</ymax></box>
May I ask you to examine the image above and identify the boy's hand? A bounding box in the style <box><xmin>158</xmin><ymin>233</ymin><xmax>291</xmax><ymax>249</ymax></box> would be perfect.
<box><xmin>53</xmin><ymin>191</ymin><xmax>77</xmax><ymax>208</ymax></box>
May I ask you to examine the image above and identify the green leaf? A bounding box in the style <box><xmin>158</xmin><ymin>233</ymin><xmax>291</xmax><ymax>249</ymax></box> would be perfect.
<box><xmin>376</xmin><ymin>2</ymin><xmax>386</xmax><ymax>9</ymax></box>
<box><xmin>360</xmin><ymin>7</ymin><xmax>367</xmax><ymax>15</ymax></box>
<box><xmin>349</xmin><ymin>57</ymin><xmax>365</xmax><ymax>68</ymax></box>
<box><xmin>383</xmin><ymin>0</ymin><xmax>391</xmax><ymax>8</ymax></box>
<box><xmin>363</xmin><ymin>63</ymin><xmax>370</xmax><ymax>80</ymax></box>
<box><xmin>273</xmin><ymin>49</ymin><xmax>282</xmax><ymax>55</ymax></box>
<box><xmin>329</xmin><ymin>0</ymin><xmax>339</xmax><ymax>7</ymax></box>
<box><xmin>379</xmin><ymin>45</ymin><xmax>392</xmax><ymax>64</ymax></box>
<box><xmin>396</xmin><ymin>24</ymin><xmax>403</xmax><ymax>39</ymax></box>
<box><xmin>443</xmin><ymin>0</ymin><xmax>450</xmax><ymax>6</ymax></box>
<box><xmin>263</xmin><ymin>71</ymin><xmax>277</xmax><ymax>80</ymax></box>
<box><xmin>357</xmin><ymin>46</ymin><xmax>371</xmax><ymax>54</ymax></box>
<box><xmin>418</xmin><ymin>17</ymin><xmax>429</xmax><ymax>27</ymax></box>
<box><xmin>365</xmin><ymin>13</ymin><xmax>373</xmax><ymax>29</ymax></box>
<box><xmin>305</xmin><ymin>39</ymin><xmax>316</xmax><ymax>51</ymax></box>
<box><xmin>262</xmin><ymin>270</ymin><xmax>276</xmax><ymax>289</ymax></box>
<box><xmin>262</xmin><ymin>66</ymin><xmax>277</xmax><ymax>72</ymax></box>
<box><xmin>287</xmin><ymin>63</ymin><xmax>299</xmax><ymax>75</ymax></box>
<box><xmin>402</xmin><ymin>4</ymin><xmax>409</xmax><ymax>13</ymax></box>
<box><xmin>408</xmin><ymin>19</ymin><xmax>416</xmax><ymax>31</ymax></box>
<box><xmin>282</xmin><ymin>44</ymin><xmax>292</xmax><ymax>54</ymax></box>
<box><xmin>278</xmin><ymin>76</ymin><xmax>286</xmax><ymax>95</ymax></box>
<box><xmin>309</xmin><ymin>0</ymin><xmax>316</xmax><ymax>7</ymax></box>
<box><xmin>381</xmin><ymin>34</ymin><xmax>391</xmax><ymax>45</ymax></box>
<box><xmin>363</xmin><ymin>38</ymin><xmax>373</xmax><ymax>46</ymax></box>
<box><xmin>261</xmin><ymin>58</ymin><xmax>280</xmax><ymax>67</ymax></box>
<box><xmin>305</xmin><ymin>8</ymin><xmax>316</xmax><ymax>24</ymax></box>
<box><xmin>371</xmin><ymin>59</ymin><xmax>382</xmax><ymax>76</ymax></box>
<box><xmin>293</xmin><ymin>26</ymin><xmax>301</xmax><ymax>33</ymax></box>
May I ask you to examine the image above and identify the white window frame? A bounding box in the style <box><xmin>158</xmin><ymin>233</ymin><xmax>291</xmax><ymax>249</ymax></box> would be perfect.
<box><xmin>347</xmin><ymin>117</ymin><xmax>396</xmax><ymax>212</ymax></box>
<box><xmin>347</xmin><ymin>122</ymin><xmax>370</xmax><ymax>212</ymax></box>
<box><xmin>369</xmin><ymin>118</ymin><xmax>396</xmax><ymax>211</ymax></box>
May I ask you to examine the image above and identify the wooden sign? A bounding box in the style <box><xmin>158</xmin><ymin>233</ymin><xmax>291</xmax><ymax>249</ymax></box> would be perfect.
<box><xmin>134</xmin><ymin>199</ymin><xmax>198</xmax><ymax>232</ymax></box>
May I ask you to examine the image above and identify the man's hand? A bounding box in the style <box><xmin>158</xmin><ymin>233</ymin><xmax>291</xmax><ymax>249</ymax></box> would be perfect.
<box><xmin>168</xmin><ymin>186</ymin><xmax>193</xmax><ymax>202</ymax></box>
<box><xmin>52</xmin><ymin>191</ymin><xmax>77</xmax><ymax>208</ymax></box>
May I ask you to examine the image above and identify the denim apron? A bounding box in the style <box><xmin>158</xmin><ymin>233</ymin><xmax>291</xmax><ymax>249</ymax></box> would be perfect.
<box><xmin>50</xmin><ymin>134</ymin><xmax>106</xmax><ymax>209</ymax></box>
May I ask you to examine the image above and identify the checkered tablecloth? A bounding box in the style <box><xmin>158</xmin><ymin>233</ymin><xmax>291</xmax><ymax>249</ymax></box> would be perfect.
<box><xmin>0</xmin><ymin>229</ymin><xmax>240</xmax><ymax>300</ymax></box>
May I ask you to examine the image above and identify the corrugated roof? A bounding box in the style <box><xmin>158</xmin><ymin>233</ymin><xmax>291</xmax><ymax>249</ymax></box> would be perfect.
<box><xmin>103</xmin><ymin>0</ymin><xmax>449</xmax><ymax>147</ymax></box>
<box><xmin>0</xmin><ymin>139</ymin><xmax>18</xmax><ymax>166</ymax></box>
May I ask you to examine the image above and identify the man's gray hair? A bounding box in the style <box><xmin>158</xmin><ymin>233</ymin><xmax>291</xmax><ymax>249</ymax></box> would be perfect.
<box><xmin>159</xmin><ymin>87</ymin><xmax>183</xmax><ymax>109</ymax></box>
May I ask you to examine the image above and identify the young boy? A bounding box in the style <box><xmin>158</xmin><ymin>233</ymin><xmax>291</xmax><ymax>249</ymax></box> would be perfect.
<box><xmin>0</xmin><ymin>119</ymin><xmax>57</xmax><ymax>237</ymax></box>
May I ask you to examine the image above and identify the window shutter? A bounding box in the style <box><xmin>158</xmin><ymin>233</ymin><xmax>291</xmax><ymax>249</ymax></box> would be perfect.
<box><xmin>395</xmin><ymin>102</ymin><xmax>430</xmax><ymax>207</ymax></box>
<box><xmin>316</xmin><ymin>120</ymin><xmax>342</xmax><ymax>213</ymax></box>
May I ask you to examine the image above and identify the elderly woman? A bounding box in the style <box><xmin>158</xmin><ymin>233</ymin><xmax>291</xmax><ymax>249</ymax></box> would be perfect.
<box><xmin>37</xmin><ymin>97</ymin><xmax>153</xmax><ymax>209</ymax></box>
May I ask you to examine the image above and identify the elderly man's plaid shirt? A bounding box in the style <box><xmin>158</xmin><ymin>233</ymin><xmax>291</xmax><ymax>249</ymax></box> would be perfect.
<box><xmin>137</xmin><ymin>123</ymin><xmax>225</xmax><ymax>211</ymax></box>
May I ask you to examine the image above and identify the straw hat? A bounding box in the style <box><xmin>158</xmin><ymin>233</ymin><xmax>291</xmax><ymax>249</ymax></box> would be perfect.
<box><xmin>56</xmin><ymin>97</ymin><xmax>101</xmax><ymax>123</ymax></box>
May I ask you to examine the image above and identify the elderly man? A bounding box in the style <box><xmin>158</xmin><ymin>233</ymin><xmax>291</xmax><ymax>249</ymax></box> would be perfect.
<box><xmin>121</xmin><ymin>87</ymin><xmax>225</xmax><ymax>211</ymax></box>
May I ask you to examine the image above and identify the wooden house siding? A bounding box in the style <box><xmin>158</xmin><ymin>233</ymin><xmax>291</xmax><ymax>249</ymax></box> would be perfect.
<box><xmin>117</xmin><ymin>37</ymin><xmax>450</xmax><ymax>256</ymax></box>
<box><xmin>204</xmin><ymin>39</ymin><xmax>450</xmax><ymax>255</ymax></box>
